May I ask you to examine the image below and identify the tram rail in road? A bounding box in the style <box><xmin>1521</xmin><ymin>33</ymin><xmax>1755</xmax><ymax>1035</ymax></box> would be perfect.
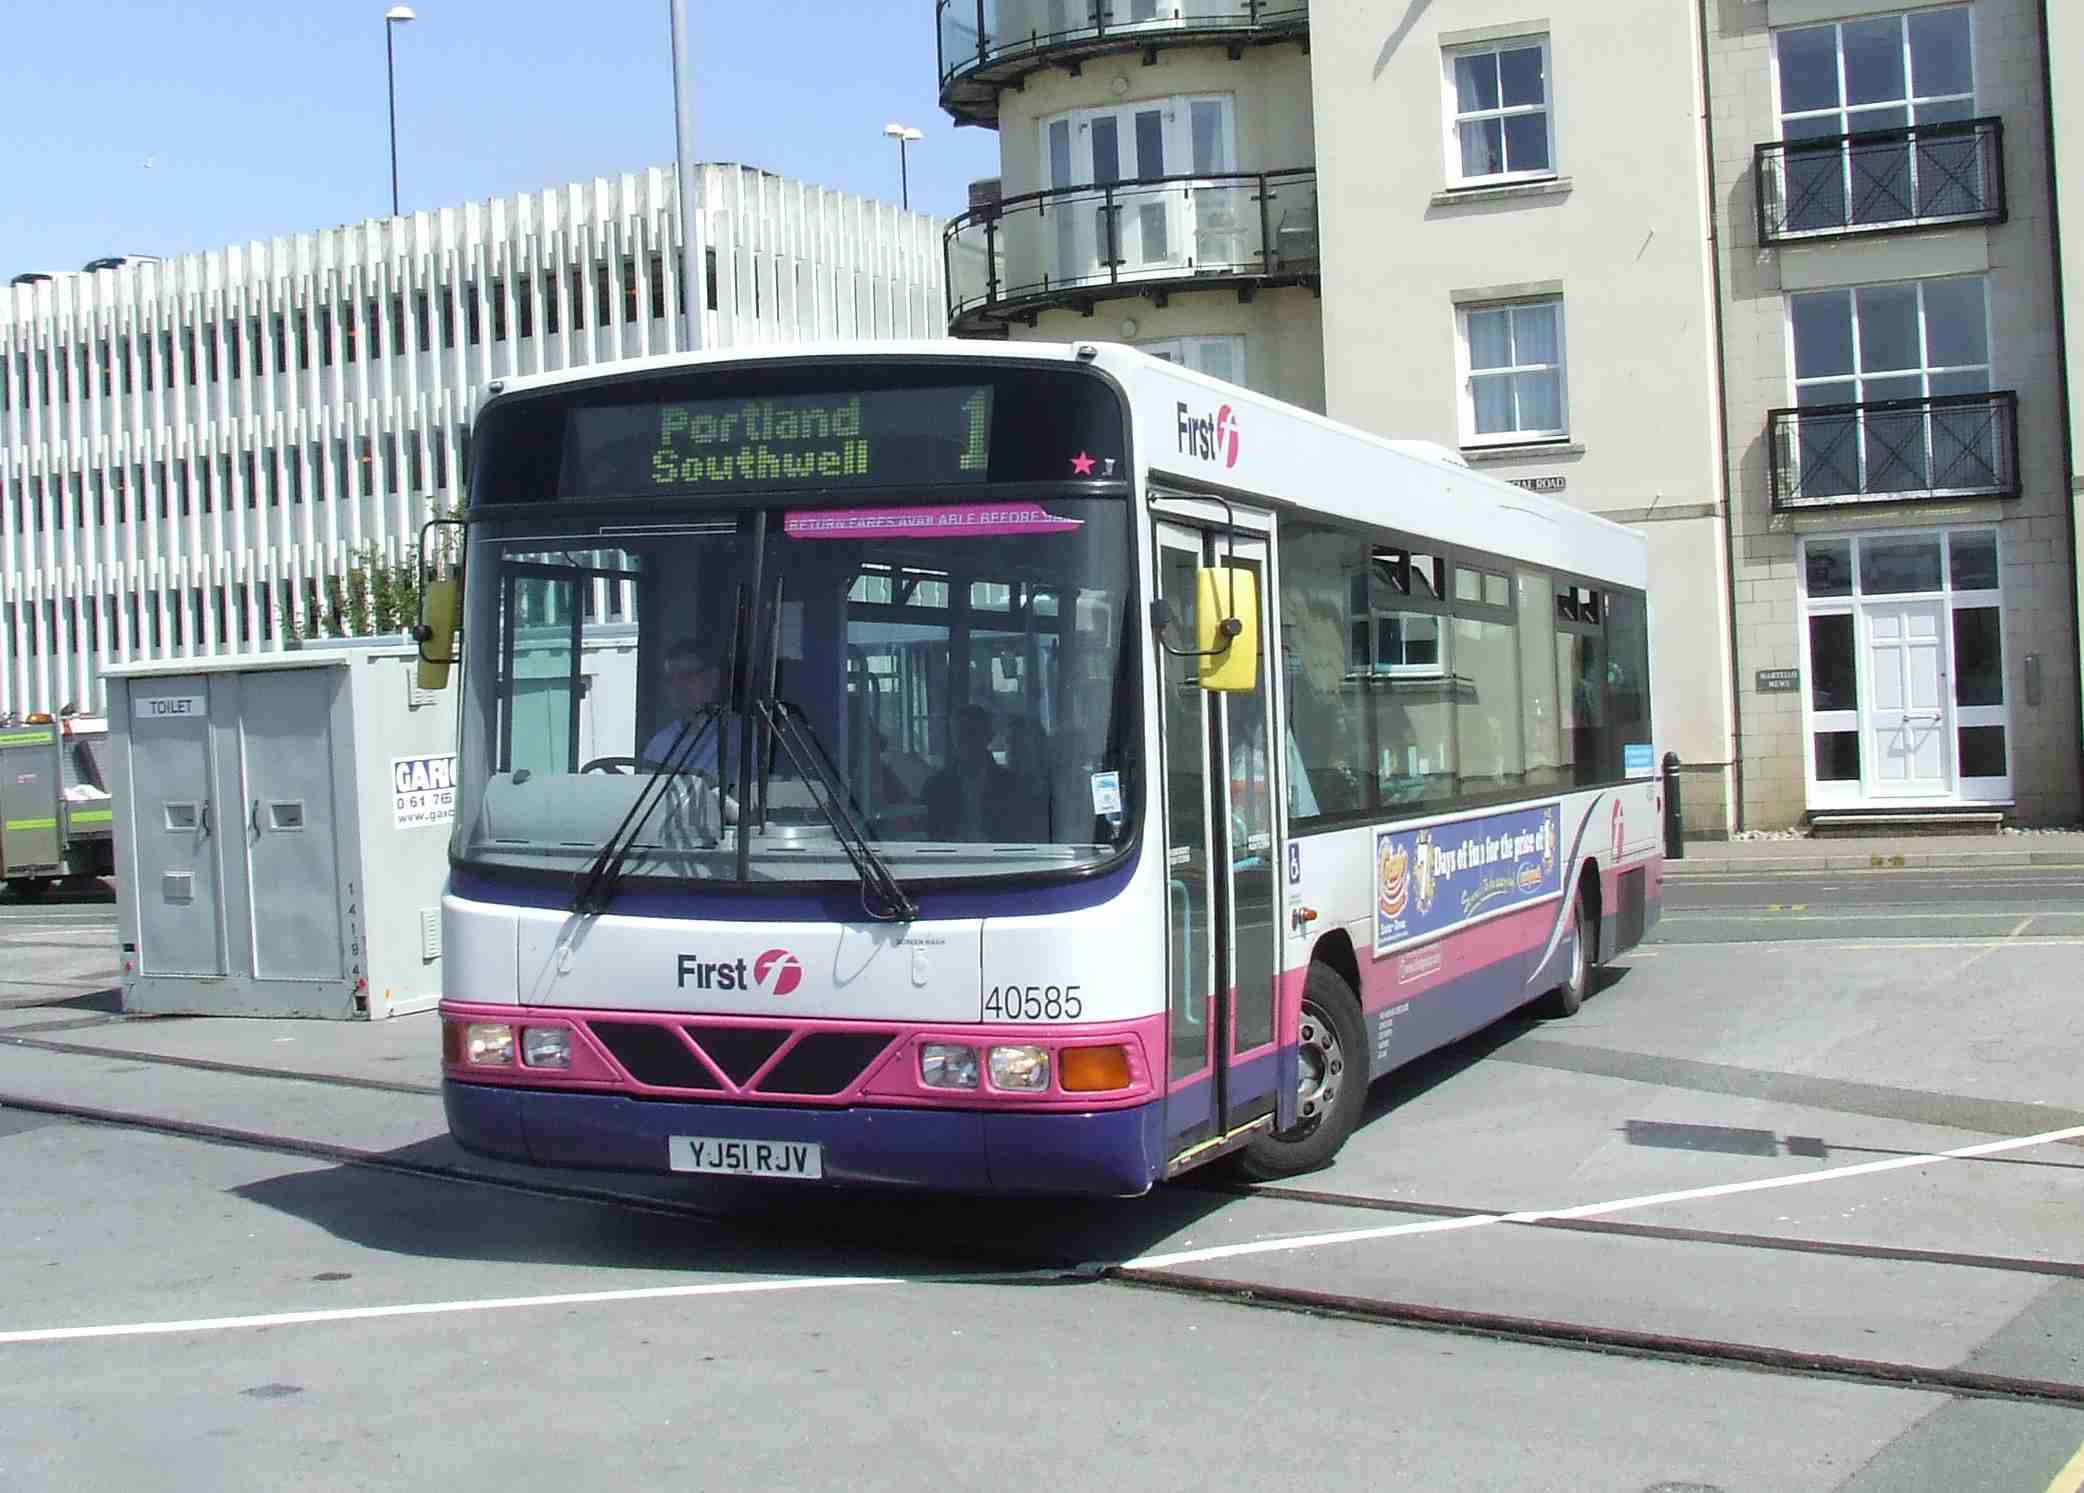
<box><xmin>5</xmin><ymin>1072</ymin><xmax>2084</xmax><ymax>1414</ymax></box>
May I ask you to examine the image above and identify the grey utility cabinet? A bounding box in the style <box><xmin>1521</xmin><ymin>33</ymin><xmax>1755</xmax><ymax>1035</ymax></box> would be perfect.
<box><xmin>105</xmin><ymin>641</ymin><xmax>456</xmax><ymax>1019</ymax></box>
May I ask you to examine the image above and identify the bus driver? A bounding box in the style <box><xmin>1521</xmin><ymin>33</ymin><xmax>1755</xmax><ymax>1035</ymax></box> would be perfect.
<box><xmin>641</xmin><ymin>639</ymin><xmax>743</xmax><ymax>824</ymax></box>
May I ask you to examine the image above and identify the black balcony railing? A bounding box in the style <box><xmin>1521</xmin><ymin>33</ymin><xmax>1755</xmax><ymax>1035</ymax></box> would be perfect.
<box><xmin>1767</xmin><ymin>391</ymin><xmax>2019</xmax><ymax>511</ymax></box>
<box><xmin>937</xmin><ymin>0</ymin><xmax>1310</xmax><ymax>124</ymax></box>
<box><xmin>944</xmin><ymin>169</ymin><xmax>1317</xmax><ymax>332</ymax></box>
<box><xmin>1755</xmin><ymin>117</ymin><xmax>2005</xmax><ymax>245</ymax></box>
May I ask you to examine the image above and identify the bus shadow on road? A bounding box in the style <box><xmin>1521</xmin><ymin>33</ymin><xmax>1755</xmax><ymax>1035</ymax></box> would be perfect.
<box><xmin>229</xmin><ymin>1135</ymin><xmax>1241</xmax><ymax>1281</ymax></box>
<box><xmin>224</xmin><ymin>966</ymin><xmax>1649</xmax><ymax>1275</ymax></box>
<box><xmin>1350</xmin><ymin>965</ymin><xmax>1634</xmax><ymax>1138</ymax></box>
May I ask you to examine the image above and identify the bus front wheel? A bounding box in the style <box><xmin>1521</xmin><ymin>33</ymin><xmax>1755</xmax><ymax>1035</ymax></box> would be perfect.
<box><xmin>1237</xmin><ymin>964</ymin><xmax>1368</xmax><ymax>1180</ymax></box>
<box><xmin>5</xmin><ymin>877</ymin><xmax>52</xmax><ymax>901</ymax></box>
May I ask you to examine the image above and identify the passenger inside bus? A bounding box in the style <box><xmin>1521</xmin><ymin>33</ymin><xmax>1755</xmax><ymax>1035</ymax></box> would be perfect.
<box><xmin>1002</xmin><ymin>714</ymin><xmax>1053</xmax><ymax>842</ymax></box>
<box><xmin>853</xmin><ymin>718</ymin><xmax>923</xmax><ymax>808</ymax></box>
<box><xmin>924</xmin><ymin>703</ymin><xmax>1016</xmax><ymax>841</ymax></box>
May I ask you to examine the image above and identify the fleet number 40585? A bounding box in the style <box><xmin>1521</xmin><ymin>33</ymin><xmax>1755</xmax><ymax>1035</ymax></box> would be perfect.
<box><xmin>983</xmin><ymin>984</ymin><xmax>1083</xmax><ymax>1020</ymax></box>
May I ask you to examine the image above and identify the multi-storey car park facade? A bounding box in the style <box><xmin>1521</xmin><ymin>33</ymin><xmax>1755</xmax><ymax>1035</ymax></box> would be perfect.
<box><xmin>0</xmin><ymin>165</ymin><xmax>944</xmax><ymax>718</ymax></box>
<box><xmin>935</xmin><ymin>0</ymin><xmax>2081</xmax><ymax>830</ymax></box>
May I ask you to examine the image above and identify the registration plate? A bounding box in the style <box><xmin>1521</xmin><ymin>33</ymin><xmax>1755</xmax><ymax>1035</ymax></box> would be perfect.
<box><xmin>668</xmin><ymin>1136</ymin><xmax>823</xmax><ymax>1180</ymax></box>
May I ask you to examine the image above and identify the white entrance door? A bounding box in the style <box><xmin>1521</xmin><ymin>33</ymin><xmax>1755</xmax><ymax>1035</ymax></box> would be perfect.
<box><xmin>1864</xmin><ymin>600</ymin><xmax>1950</xmax><ymax>795</ymax></box>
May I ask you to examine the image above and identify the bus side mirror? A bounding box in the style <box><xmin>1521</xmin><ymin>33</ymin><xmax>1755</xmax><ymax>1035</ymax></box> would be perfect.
<box><xmin>413</xmin><ymin>510</ymin><xmax>467</xmax><ymax>690</ymax></box>
<box><xmin>414</xmin><ymin>579</ymin><xmax>461</xmax><ymax>691</ymax></box>
<box><xmin>1195</xmin><ymin>566</ymin><xmax>1258</xmax><ymax>692</ymax></box>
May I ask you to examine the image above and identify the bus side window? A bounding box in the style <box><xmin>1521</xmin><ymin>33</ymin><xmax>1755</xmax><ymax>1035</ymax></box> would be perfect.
<box><xmin>1274</xmin><ymin>521</ymin><xmax>1369</xmax><ymax>823</ymax></box>
<box><xmin>1518</xmin><ymin>570</ymin><xmax>1562</xmax><ymax>789</ymax></box>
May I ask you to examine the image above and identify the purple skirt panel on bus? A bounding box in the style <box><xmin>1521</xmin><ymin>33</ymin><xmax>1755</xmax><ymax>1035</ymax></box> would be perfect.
<box><xmin>443</xmin><ymin>1081</ymin><xmax>1171</xmax><ymax>1196</ymax></box>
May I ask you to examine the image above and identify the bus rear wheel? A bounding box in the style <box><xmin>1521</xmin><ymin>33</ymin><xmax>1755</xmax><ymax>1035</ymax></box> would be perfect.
<box><xmin>1538</xmin><ymin>885</ymin><xmax>1596</xmax><ymax>1018</ymax></box>
<box><xmin>1237</xmin><ymin>964</ymin><xmax>1367</xmax><ymax>1180</ymax></box>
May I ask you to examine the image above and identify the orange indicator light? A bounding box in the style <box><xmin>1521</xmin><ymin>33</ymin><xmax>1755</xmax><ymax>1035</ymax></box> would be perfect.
<box><xmin>1060</xmin><ymin>1044</ymin><xmax>1132</xmax><ymax>1092</ymax></box>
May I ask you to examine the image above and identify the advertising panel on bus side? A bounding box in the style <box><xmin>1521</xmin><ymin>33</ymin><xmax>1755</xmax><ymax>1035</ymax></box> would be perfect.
<box><xmin>1374</xmin><ymin>803</ymin><xmax>1561</xmax><ymax>956</ymax></box>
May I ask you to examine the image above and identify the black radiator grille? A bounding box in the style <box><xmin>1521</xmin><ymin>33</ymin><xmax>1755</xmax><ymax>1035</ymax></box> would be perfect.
<box><xmin>587</xmin><ymin>1022</ymin><xmax>720</xmax><ymax>1090</ymax></box>
<box><xmin>754</xmin><ymin>1032</ymin><xmax>900</xmax><ymax>1096</ymax></box>
<box><xmin>682</xmin><ymin>1026</ymin><xmax>791</xmax><ymax>1086</ymax></box>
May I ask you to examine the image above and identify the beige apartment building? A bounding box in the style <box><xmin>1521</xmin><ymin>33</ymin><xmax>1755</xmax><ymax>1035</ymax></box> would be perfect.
<box><xmin>1708</xmin><ymin>0</ymin><xmax>2077</xmax><ymax>829</ymax></box>
<box><xmin>934</xmin><ymin>0</ymin><xmax>2082</xmax><ymax>830</ymax></box>
<box><xmin>2049</xmin><ymin>0</ymin><xmax>2084</xmax><ymax>795</ymax></box>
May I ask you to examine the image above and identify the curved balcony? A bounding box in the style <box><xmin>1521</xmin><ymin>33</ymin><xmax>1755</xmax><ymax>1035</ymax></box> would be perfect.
<box><xmin>945</xmin><ymin>168</ymin><xmax>1318</xmax><ymax>334</ymax></box>
<box><xmin>938</xmin><ymin>0</ymin><xmax>1310</xmax><ymax>127</ymax></box>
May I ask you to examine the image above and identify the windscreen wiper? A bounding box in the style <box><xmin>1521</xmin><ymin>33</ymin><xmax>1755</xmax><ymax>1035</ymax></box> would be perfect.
<box><xmin>756</xmin><ymin>696</ymin><xmax>919</xmax><ymax>923</ymax></box>
<box><xmin>570</xmin><ymin>703</ymin><xmax>726</xmax><ymax>916</ymax></box>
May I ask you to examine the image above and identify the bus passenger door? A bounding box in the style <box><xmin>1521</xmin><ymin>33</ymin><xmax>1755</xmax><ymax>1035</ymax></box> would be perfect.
<box><xmin>1155</xmin><ymin>522</ymin><xmax>1280</xmax><ymax>1169</ymax></box>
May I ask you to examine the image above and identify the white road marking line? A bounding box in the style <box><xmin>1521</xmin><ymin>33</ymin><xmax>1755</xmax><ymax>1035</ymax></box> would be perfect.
<box><xmin>1948</xmin><ymin>916</ymin><xmax>2042</xmax><ymax>979</ymax></box>
<box><xmin>0</xmin><ymin>1274</ymin><xmax>904</xmax><ymax>1346</ymax></box>
<box><xmin>2043</xmin><ymin>1436</ymin><xmax>2084</xmax><ymax>1493</ymax></box>
<box><xmin>1125</xmin><ymin>1123</ymin><xmax>2084</xmax><ymax>1270</ymax></box>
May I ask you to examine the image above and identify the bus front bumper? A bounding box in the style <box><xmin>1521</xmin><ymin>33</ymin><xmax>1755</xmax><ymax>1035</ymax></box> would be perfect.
<box><xmin>443</xmin><ymin>1080</ymin><xmax>1168</xmax><ymax>1197</ymax></box>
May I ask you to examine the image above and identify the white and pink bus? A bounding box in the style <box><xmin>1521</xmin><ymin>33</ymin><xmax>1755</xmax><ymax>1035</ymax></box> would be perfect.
<box><xmin>426</xmin><ymin>340</ymin><xmax>1661</xmax><ymax>1193</ymax></box>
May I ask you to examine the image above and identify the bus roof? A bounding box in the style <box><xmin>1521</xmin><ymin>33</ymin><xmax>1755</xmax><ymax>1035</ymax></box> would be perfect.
<box><xmin>474</xmin><ymin>339</ymin><xmax>1647</xmax><ymax>588</ymax></box>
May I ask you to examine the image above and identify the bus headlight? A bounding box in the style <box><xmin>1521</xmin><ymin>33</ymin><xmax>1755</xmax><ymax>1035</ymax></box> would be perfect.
<box><xmin>521</xmin><ymin>1026</ymin><xmax>572</xmax><ymax>1070</ymax></box>
<box><xmin>988</xmin><ymin>1045</ymin><xmax>1050</xmax><ymax>1092</ymax></box>
<box><xmin>920</xmin><ymin>1043</ymin><xmax>979</xmax><ymax>1090</ymax></box>
<box><xmin>464</xmin><ymin>1023</ymin><xmax>515</xmax><ymax>1066</ymax></box>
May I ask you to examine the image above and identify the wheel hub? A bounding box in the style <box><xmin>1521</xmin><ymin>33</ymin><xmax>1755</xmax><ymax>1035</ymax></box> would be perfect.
<box><xmin>1294</xmin><ymin>1002</ymin><xmax>1346</xmax><ymax>1128</ymax></box>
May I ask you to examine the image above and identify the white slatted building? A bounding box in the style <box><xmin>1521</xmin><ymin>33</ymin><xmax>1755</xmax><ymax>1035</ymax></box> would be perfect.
<box><xmin>0</xmin><ymin>163</ymin><xmax>947</xmax><ymax>716</ymax></box>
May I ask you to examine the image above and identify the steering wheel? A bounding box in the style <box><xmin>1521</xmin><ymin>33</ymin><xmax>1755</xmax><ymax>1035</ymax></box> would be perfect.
<box><xmin>579</xmin><ymin>756</ymin><xmax>644</xmax><ymax>775</ymax></box>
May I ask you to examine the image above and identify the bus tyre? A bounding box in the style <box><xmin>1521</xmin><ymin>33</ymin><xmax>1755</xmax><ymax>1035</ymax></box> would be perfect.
<box><xmin>1540</xmin><ymin>886</ymin><xmax>1596</xmax><ymax>1018</ymax></box>
<box><xmin>1238</xmin><ymin>965</ymin><xmax>1368</xmax><ymax>1180</ymax></box>
<box><xmin>5</xmin><ymin>877</ymin><xmax>52</xmax><ymax>902</ymax></box>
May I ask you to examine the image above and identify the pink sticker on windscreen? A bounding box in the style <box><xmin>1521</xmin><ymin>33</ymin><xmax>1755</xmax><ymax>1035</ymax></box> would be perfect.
<box><xmin>784</xmin><ymin>504</ymin><xmax>1084</xmax><ymax>541</ymax></box>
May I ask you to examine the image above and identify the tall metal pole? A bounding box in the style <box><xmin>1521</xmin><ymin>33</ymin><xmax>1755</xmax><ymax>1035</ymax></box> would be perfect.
<box><xmin>670</xmin><ymin>0</ymin><xmax>706</xmax><ymax>352</ymax></box>
<box><xmin>385</xmin><ymin>22</ymin><xmax>401</xmax><ymax>218</ymax></box>
<box><xmin>899</xmin><ymin>138</ymin><xmax>911</xmax><ymax>212</ymax></box>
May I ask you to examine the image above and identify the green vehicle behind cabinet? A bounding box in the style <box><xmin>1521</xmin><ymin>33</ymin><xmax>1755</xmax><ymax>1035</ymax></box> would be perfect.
<box><xmin>0</xmin><ymin>718</ymin><xmax>115</xmax><ymax>898</ymax></box>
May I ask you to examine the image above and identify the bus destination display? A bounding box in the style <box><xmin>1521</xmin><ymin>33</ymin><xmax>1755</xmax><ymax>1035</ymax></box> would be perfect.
<box><xmin>563</xmin><ymin>386</ymin><xmax>993</xmax><ymax>495</ymax></box>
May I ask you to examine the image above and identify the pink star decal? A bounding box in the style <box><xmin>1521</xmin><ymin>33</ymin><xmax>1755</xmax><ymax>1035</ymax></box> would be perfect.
<box><xmin>1070</xmin><ymin>451</ymin><xmax>1096</xmax><ymax>476</ymax></box>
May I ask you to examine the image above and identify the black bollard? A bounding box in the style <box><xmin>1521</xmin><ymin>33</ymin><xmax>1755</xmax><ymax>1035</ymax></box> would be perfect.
<box><xmin>1662</xmin><ymin>751</ymin><xmax>1685</xmax><ymax>861</ymax></box>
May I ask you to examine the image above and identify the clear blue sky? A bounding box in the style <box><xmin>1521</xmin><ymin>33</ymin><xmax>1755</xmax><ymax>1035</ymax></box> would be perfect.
<box><xmin>3</xmin><ymin>0</ymin><xmax>1001</xmax><ymax>274</ymax></box>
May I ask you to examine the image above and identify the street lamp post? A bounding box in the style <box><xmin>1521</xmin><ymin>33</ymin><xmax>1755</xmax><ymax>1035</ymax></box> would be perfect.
<box><xmin>883</xmin><ymin>123</ymin><xmax>924</xmax><ymax>212</ymax></box>
<box><xmin>384</xmin><ymin>5</ymin><xmax>416</xmax><ymax>219</ymax></box>
<box><xmin>669</xmin><ymin>0</ymin><xmax>705</xmax><ymax>352</ymax></box>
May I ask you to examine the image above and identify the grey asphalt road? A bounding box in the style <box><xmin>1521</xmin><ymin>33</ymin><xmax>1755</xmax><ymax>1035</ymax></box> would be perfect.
<box><xmin>1653</xmin><ymin>865</ymin><xmax>2084</xmax><ymax>943</ymax></box>
<box><xmin>0</xmin><ymin>883</ymin><xmax>118</xmax><ymax>1013</ymax></box>
<box><xmin>3</xmin><ymin>865</ymin><xmax>2083</xmax><ymax>1491</ymax></box>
